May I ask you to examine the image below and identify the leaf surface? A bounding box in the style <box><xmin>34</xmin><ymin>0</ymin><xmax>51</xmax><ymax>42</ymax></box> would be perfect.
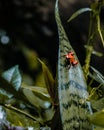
<box><xmin>55</xmin><ymin>0</ymin><xmax>93</xmax><ymax>129</ymax></box>
<box><xmin>67</xmin><ymin>8</ymin><xmax>92</xmax><ymax>23</ymax></box>
<box><xmin>88</xmin><ymin>109</ymin><xmax>104</xmax><ymax>127</ymax></box>
<box><xmin>2</xmin><ymin>65</ymin><xmax>22</xmax><ymax>91</ymax></box>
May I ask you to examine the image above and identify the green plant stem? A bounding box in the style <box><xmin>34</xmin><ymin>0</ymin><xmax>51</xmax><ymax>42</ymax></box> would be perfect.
<box><xmin>83</xmin><ymin>1</ymin><xmax>103</xmax><ymax>79</ymax></box>
<box><xmin>88</xmin><ymin>78</ymin><xmax>94</xmax><ymax>88</ymax></box>
<box><xmin>87</xmin><ymin>83</ymin><xmax>102</xmax><ymax>100</ymax></box>
<box><xmin>83</xmin><ymin>9</ymin><xmax>96</xmax><ymax>79</ymax></box>
<box><xmin>84</xmin><ymin>46</ymin><xmax>93</xmax><ymax>80</ymax></box>
<box><xmin>3</xmin><ymin>104</ymin><xmax>43</xmax><ymax>124</ymax></box>
<box><xmin>97</xmin><ymin>15</ymin><xmax>104</xmax><ymax>46</ymax></box>
<box><xmin>87</xmin><ymin>13</ymin><xmax>96</xmax><ymax>46</ymax></box>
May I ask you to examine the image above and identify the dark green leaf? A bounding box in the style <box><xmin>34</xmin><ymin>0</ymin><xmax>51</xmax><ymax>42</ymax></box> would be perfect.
<box><xmin>5</xmin><ymin>106</ymin><xmax>40</xmax><ymax>129</ymax></box>
<box><xmin>22</xmin><ymin>86</ymin><xmax>51</xmax><ymax>109</ymax></box>
<box><xmin>22</xmin><ymin>84</ymin><xmax>54</xmax><ymax>122</ymax></box>
<box><xmin>2</xmin><ymin>65</ymin><xmax>22</xmax><ymax>91</ymax></box>
<box><xmin>0</xmin><ymin>93</ymin><xmax>9</xmax><ymax>104</ymax></box>
<box><xmin>22</xmin><ymin>84</ymin><xmax>51</xmax><ymax>101</ymax></box>
<box><xmin>38</xmin><ymin>59</ymin><xmax>55</xmax><ymax>104</ymax></box>
<box><xmin>0</xmin><ymin>76</ymin><xmax>32</xmax><ymax>105</ymax></box>
<box><xmin>21</xmin><ymin>45</ymin><xmax>40</xmax><ymax>70</ymax></box>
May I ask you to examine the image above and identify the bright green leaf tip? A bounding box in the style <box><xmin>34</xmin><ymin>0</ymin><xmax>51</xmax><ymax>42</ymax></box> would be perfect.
<box><xmin>67</xmin><ymin>8</ymin><xmax>92</xmax><ymax>23</ymax></box>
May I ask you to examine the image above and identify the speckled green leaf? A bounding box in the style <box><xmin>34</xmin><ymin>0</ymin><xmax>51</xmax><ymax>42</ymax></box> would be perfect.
<box><xmin>55</xmin><ymin>0</ymin><xmax>92</xmax><ymax>129</ymax></box>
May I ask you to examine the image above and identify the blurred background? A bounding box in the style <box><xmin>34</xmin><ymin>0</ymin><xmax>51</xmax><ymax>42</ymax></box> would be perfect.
<box><xmin>0</xmin><ymin>0</ymin><xmax>104</xmax><ymax>78</ymax></box>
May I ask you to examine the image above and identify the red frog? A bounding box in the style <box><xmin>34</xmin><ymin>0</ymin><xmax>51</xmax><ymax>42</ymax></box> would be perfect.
<box><xmin>65</xmin><ymin>52</ymin><xmax>78</xmax><ymax>68</ymax></box>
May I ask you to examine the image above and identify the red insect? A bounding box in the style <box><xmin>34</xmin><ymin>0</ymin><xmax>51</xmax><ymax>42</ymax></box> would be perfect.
<box><xmin>64</xmin><ymin>52</ymin><xmax>78</xmax><ymax>68</ymax></box>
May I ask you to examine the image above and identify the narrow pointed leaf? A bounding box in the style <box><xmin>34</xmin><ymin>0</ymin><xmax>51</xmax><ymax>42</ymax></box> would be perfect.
<box><xmin>67</xmin><ymin>8</ymin><xmax>92</xmax><ymax>23</ymax></box>
<box><xmin>89</xmin><ymin>66</ymin><xmax>104</xmax><ymax>84</ymax></box>
<box><xmin>37</xmin><ymin>59</ymin><xmax>55</xmax><ymax>103</ymax></box>
<box><xmin>21</xmin><ymin>45</ymin><xmax>39</xmax><ymax>70</ymax></box>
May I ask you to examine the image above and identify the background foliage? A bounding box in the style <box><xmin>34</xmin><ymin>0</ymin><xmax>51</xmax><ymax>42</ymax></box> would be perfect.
<box><xmin>0</xmin><ymin>0</ymin><xmax>104</xmax><ymax>130</ymax></box>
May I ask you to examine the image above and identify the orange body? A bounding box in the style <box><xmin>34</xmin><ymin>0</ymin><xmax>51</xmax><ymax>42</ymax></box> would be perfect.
<box><xmin>65</xmin><ymin>52</ymin><xmax>78</xmax><ymax>66</ymax></box>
